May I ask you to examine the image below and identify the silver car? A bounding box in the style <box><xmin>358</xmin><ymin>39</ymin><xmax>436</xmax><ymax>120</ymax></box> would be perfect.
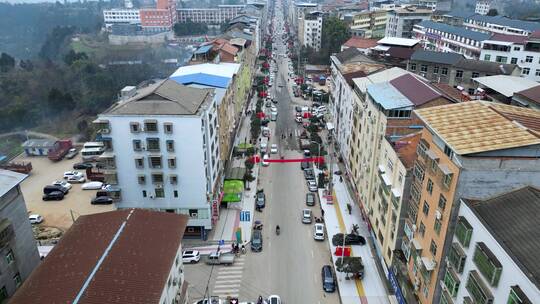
<box><xmin>302</xmin><ymin>209</ymin><xmax>312</xmax><ymax>224</ymax></box>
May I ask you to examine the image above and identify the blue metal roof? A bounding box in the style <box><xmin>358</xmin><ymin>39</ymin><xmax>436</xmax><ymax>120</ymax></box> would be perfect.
<box><xmin>170</xmin><ymin>73</ymin><xmax>230</xmax><ymax>89</ymax></box>
<box><xmin>418</xmin><ymin>20</ymin><xmax>491</xmax><ymax>41</ymax></box>
<box><xmin>194</xmin><ymin>44</ymin><xmax>213</xmax><ymax>55</ymax></box>
<box><xmin>367</xmin><ymin>82</ymin><xmax>412</xmax><ymax>110</ymax></box>
<box><xmin>467</xmin><ymin>15</ymin><xmax>540</xmax><ymax>32</ymax></box>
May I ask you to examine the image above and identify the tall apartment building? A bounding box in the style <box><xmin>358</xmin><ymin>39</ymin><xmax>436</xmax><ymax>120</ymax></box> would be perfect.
<box><xmin>290</xmin><ymin>2</ymin><xmax>318</xmax><ymax>37</ymax></box>
<box><xmin>299</xmin><ymin>11</ymin><xmax>323</xmax><ymax>51</ymax></box>
<box><xmin>103</xmin><ymin>8</ymin><xmax>141</xmax><ymax>28</ymax></box>
<box><xmin>350</xmin><ymin>9</ymin><xmax>388</xmax><ymax>39</ymax></box>
<box><xmin>440</xmin><ymin>186</ymin><xmax>540</xmax><ymax>304</ymax></box>
<box><xmin>385</xmin><ymin>6</ymin><xmax>432</xmax><ymax>38</ymax></box>
<box><xmin>474</xmin><ymin>0</ymin><xmax>492</xmax><ymax>15</ymax></box>
<box><xmin>399</xmin><ymin>101</ymin><xmax>540</xmax><ymax>304</ymax></box>
<box><xmin>177</xmin><ymin>5</ymin><xmax>245</xmax><ymax>24</ymax></box>
<box><xmin>94</xmin><ymin>80</ymin><xmax>219</xmax><ymax>239</ymax></box>
<box><xmin>0</xmin><ymin>170</ymin><xmax>40</xmax><ymax>302</ymax></box>
<box><xmin>140</xmin><ymin>0</ymin><xmax>177</xmax><ymax>32</ymax></box>
<box><xmin>480</xmin><ymin>32</ymin><xmax>540</xmax><ymax>82</ymax></box>
<box><xmin>413</xmin><ymin>20</ymin><xmax>490</xmax><ymax>59</ymax></box>
<box><xmin>463</xmin><ymin>14</ymin><xmax>540</xmax><ymax>36</ymax></box>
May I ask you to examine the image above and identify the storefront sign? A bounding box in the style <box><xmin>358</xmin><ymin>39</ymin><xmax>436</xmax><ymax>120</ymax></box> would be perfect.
<box><xmin>388</xmin><ymin>270</ymin><xmax>407</xmax><ymax>304</ymax></box>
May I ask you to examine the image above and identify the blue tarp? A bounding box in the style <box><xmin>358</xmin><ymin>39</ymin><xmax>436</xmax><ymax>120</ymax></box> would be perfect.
<box><xmin>170</xmin><ymin>73</ymin><xmax>231</xmax><ymax>89</ymax></box>
<box><xmin>194</xmin><ymin>44</ymin><xmax>213</xmax><ymax>55</ymax></box>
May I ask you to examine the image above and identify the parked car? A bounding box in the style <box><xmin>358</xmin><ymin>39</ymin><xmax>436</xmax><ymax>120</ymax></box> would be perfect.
<box><xmin>193</xmin><ymin>298</ymin><xmax>223</xmax><ymax>304</ymax></box>
<box><xmin>65</xmin><ymin>148</ymin><xmax>78</xmax><ymax>159</ymax></box>
<box><xmin>301</xmin><ymin>161</ymin><xmax>311</xmax><ymax>170</ymax></box>
<box><xmin>251</xmin><ymin>230</ymin><xmax>263</xmax><ymax>252</ymax></box>
<box><xmin>267</xmin><ymin>295</ymin><xmax>281</xmax><ymax>304</ymax></box>
<box><xmin>306</xmin><ymin>193</ymin><xmax>316</xmax><ymax>206</ymax></box>
<box><xmin>256</xmin><ymin>191</ymin><xmax>266</xmax><ymax>209</ymax></box>
<box><xmin>307</xmin><ymin>180</ymin><xmax>317</xmax><ymax>192</ymax></box>
<box><xmin>91</xmin><ymin>196</ymin><xmax>113</xmax><ymax>205</ymax></box>
<box><xmin>73</xmin><ymin>162</ymin><xmax>93</xmax><ymax>170</ymax></box>
<box><xmin>295</xmin><ymin>116</ymin><xmax>303</xmax><ymax>123</ymax></box>
<box><xmin>304</xmin><ymin>169</ymin><xmax>315</xmax><ymax>180</ymax></box>
<box><xmin>63</xmin><ymin>171</ymin><xmax>83</xmax><ymax>179</ymax></box>
<box><xmin>82</xmin><ymin>181</ymin><xmax>104</xmax><ymax>190</ymax></box>
<box><xmin>302</xmin><ymin>209</ymin><xmax>313</xmax><ymax>224</ymax></box>
<box><xmin>270</xmin><ymin>144</ymin><xmax>278</xmax><ymax>154</ymax></box>
<box><xmin>332</xmin><ymin>233</ymin><xmax>367</xmax><ymax>245</ymax></box>
<box><xmin>29</xmin><ymin>214</ymin><xmax>43</xmax><ymax>224</ymax></box>
<box><xmin>321</xmin><ymin>265</ymin><xmax>336</xmax><ymax>292</ymax></box>
<box><xmin>43</xmin><ymin>191</ymin><xmax>64</xmax><ymax>201</ymax></box>
<box><xmin>265</xmin><ymin>101</ymin><xmax>272</xmax><ymax>107</ymax></box>
<box><xmin>67</xmin><ymin>175</ymin><xmax>86</xmax><ymax>183</ymax></box>
<box><xmin>43</xmin><ymin>184</ymin><xmax>68</xmax><ymax>195</ymax></box>
<box><xmin>314</xmin><ymin>223</ymin><xmax>325</xmax><ymax>241</ymax></box>
<box><xmin>52</xmin><ymin>180</ymin><xmax>72</xmax><ymax>192</ymax></box>
<box><xmin>182</xmin><ymin>250</ymin><xmax>201</xmax><ymax>264</ymax></box>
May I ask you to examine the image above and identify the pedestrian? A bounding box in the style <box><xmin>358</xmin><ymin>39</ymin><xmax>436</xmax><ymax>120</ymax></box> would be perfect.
<box><xmin>340</xmin><ymin>176</ymin><xmax>343</xmax><ymax>183</ymax></box>
<box><xmin>347</xmin><ymin>203</ymin><xmax>352</xmax><ymax>215</ymax></box>
<box><xmin>321</xmin><ymin>209</ymin><xmax>325</xmax><ymax>217</ymax></box>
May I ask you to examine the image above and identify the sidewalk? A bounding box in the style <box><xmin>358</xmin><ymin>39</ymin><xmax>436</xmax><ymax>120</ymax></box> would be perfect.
<box><xmin>316</xmin><ymin>164</ymin><xmax>391</xmax><ymax>304</ymax></box>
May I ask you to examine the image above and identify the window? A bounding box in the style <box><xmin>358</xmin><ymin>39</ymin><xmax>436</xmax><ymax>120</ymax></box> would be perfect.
<box><xmin>443</xmin><ymin>267</ymin><xmax>460</xmax><ymax>297</ymax></box>
<box><xmin>495</xmin><ymin>56</ymin><xmax>507</xmax><ymax>63</ymax></box>
<box><xmin>142</xmin><ymin>190</ymin><xmax>147</xmax><ymax>197</ymax></box>
<box><xmin>133</xmin><ymin>139</ymin><xmax>142</xmax><ymax>151</ymax></box>
<box><xmin>433</xmin><ymin>66</ymin><xmax>439</xmax><ymax>74</ymax></box>
<box><xmin>422</xmin><ymin>201</ymin><xmax>430</xmax><ymax>215</ymax></box>
<box><xmin>426</xmin><ymin>179</ymin><xmax>434</xmax><ymax>195</ymax></box>
<box><xmin>522</xmin><ymin>68</ymin><xmax>530</xmax><ymax>75</ymax></box>
<box><xmin>483</xmin><ymin>54</ymin><xmax>491</xmax><ymax>61</ymax></box>
<box><xmin>387</xmin><ymin>159</ymin><xmax>394</xmax><ymax>172</ymax></box>
<box><xmin>421</xmin><ymin>64</ymin><xmax>428</xmax><ymax>72</ymax></box>
<box><xmin>419</xmin><ymin>222</ymin><xmax>426</xmax><ymax>237</ymax></box>
<box><xmin>5</xmin><ymin>250</ymin><xmax>14</xmax><ymax>264</ymax></box>
<box><xmin>471</xmin><ymin>72</ymin><xmax>479</xmax><ymax>78</ymax></box>
<box><xmin>189</xmin><ymin>209</ymin><xmax>198</xmax><ymax>218</ymax></box>
<box><xmin>443</xmin><ymin>173</ymin><xmax>453</xmax><ymax>188</ymax></box>
<box><xmin>168</xmin><ymin>157</ymin><xmax>176</xmax><ymax>168</ymax></box>
<box><xmin>138</xmin><ymin>175</ymin><xmax>146</xmax><ymax>184</ymax></box>
<box><xmin>13</xmin><ymin>273</ymin><xmax>21</xmax><ymax>288</ymax></box>
<box><xmin>135</xmin><ymin>158</ymin><xmax>144</xmax><ymax>168</ymax></box>
<box><xmin>144</xmin><ymin>120</ymin><xmax>158</xmax><ymax>132</ymax></box>
<box><xmin>473</xmin><ymin>242</ymin><xmax>502</xmax><ymax>286</ymax></box>
<box><xmin>170</xmin><ymin>174</ymin><xmax>178</xmax><ymax>184</ymax></box>
<box><xmin>466</xmin><ymin>271</ymin><xmax>494</xmax><ymax>304</ymax></box>
<box><xmin>155</xmin><ymin>188</ymin><xmax>165</xmax><ymax>198</ymax></box>
<box><xmin>152</xmin><ymin>173</ymin><xmax>164</xmax><ymax>183</ymax></box>
<box><xmin>130</xmin><ymin>122</ymin><xmax>140</xmax><ymax>133</ymax></box>
<box><xmin>430</xmin><ymin>240</ymin><xmax>437</xmax><ymax>256</ymax></box>
<box><xmin>513</xmin><ymin>46</ymin><xmax>520</xmax><ymax>51</ymax></box>
<box><xmin>536</xmin><ymin>69</ymin><xmax>540</xmax><ymax>77</ymax></box>
<box><xmin>164</xmin><ymin>122</ymin><xmax>173</xmax><ymax>134</ymax></box>
<box><xmin>434</xmin><ymin>218</ymin><xmax>442</xmax><ymax>235</ymax></box>
<box><xmin>456</xmin><ymin>216</ymin><xmax>473</xmax><ymax>247</ymax></box>
<box><xmin>149</xmin><ymin>156</ymin><xmax>162</xmax><ymax>169</ymax></box>
<box><xmin>174</xmin><ymin>190</ymin><xmax>178</xmax><ymax>198</ymax></box>
<box><xmin>438</xmin><ymin>194</ymin><xmax>447</xmax><ymax>210</ymax></box>
<box><xmin>507</xmin><ymin>285</ymin><xmax>532</xmax><ymax>304</ymax></box>
<box><xmin>525</xmin><ymin>55</ymin><xmax>533</xmax><ymax>63</ymax></box>
<box><xmin>448</xmin><ymin>242</ymin><xmax>467</xmax><ymax>273</ymax></box>
<box><xmin>166</xmin><ymin>140</ymin><xmax>174</xmax><ymax>152</ymax></box>
<box><xmin>147</xmin><ymin>138</ymin><xmax>160</xmax><ymax>151</ymax></box>
<box><xmin>455</xmin><ymin>70</ymin><xmax>463</xmax><ymax>78</ymax></box>
<box><xmin>441</xmin><ymin>67</ymin><xmax>448</xmax><ymax>75</ymax></box>
<box><xmin>410</xmin><ymin>63</ymin><xmax>417</xmax><ymax>71</ymax></box>
<box><xmin>511</xmin><ymin>57</ymin><xmax>518</xmax><ymax>64</ymax></box>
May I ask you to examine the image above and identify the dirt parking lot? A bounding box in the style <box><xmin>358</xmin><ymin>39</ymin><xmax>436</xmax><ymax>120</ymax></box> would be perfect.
<box><xmin>16</xmin><ymin>154</ymin><xmax>114</xmax><ymax>231</ymax></box>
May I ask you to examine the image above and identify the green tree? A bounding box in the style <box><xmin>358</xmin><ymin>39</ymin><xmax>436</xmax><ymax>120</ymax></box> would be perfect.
<box><xmin>487</xmin><ymin>8</ymin><xmax>498</xmax><ymax>16</ymax></box>
<box><xmin>335</xmin><ymin>257</ymin><xmax>364</xmax><ymax>276</ymax></box>
<box><xmin>0</xmin><ymin>53</ymin><xmax>15</xmax><ymax>72</ymax></box>
<box><xmin>64</xmin><ymin>50</ymin><xmax>88</xmax><ymax>65</ymax></box>
<box><xmin>320</xmin><ymin>17</ymin><xmax>350</xmax><ymax>62</ymax></box>
<box><xmin>173</xmin><ymin>20</ymin><xmax>208</xmax><ymax>37</ymax></box>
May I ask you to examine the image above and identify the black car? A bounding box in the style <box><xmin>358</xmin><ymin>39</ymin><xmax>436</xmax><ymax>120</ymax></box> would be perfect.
<box><xmin>321</xmin><ymin>265</ymin><xmax>336</xmax><ymax>292</ymax></box>
<box><xmin>251</xmin><ymin>230</ymin><xmax>263</xmax><ymax>252</ymax></box>
<box><xmin>306</xmin><ymin>193</ymin><xmax>316</xmax><ymax>206</ymax></box>
<box><xmin>43</xmin><ymin>191</ymin><xmax>64</xmax><ymax>201</ymax></box>
<box><xmin>43</xmin><ymin>185</ymin><xmax>68</xmax><ymax>195</ymax></box>
<box><xmin>91</xmin><ymin>196</ymin><xmax>113</xmax><ymax>205</ymax></box>
<box><xmin>331</xmin><ymin>233</ymin><xmax>366</xmax><ymax>246</ymax></box>
<box><xmin>73</xmin><ymin>162</ymin><xmax>93</xmax><ymax>170</ymax></box>
<box><xmin>301</xmin><ymin>161</ymin><xmax>312</xmax><ymax>170</ymax></box>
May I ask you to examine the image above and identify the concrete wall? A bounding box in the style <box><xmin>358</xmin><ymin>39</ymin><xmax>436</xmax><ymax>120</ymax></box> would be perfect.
<box><xmin>108</xmin><ymin>31</ymin><xmax>173</xmax><ymax>45</ymax></box>
<box><xmin>158</xmin><ymin>244</ymin><xmax>185</xmax><ymax>304</ymax></box>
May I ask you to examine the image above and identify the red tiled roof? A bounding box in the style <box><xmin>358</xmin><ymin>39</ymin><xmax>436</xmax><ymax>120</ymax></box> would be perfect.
<box><xmin>431</xmin><ymin>83</ymin><xmax>467</xmax><ymax>103</ymax></box>
<box><xmin>220</xmin><ymin>42</ymin><xmax>239</xmax><ymax>55</ymax></box>
<box><xmin>529</xmin><ymin>30</ymin><xmax>540</xmax><ymax>39</ymax></box>
<box><xmin>490</xmin><ymin>33</ymin><xmax>528</xmax><ymax>44</ymax></box>
<box><xmin>515</xmin><ymin>84</ymin><xmax>540</xmax><ymax>106</ymax></box>
<box><xmin>390</xmin><ymin>74</ymin><xmax>442</xmax><ymax>106</ymax></box>
<box><xmin>10</xmin><ymin>209</ymin><xmax>189</xmax><ymax>304</ymax></box>
<box><xmin>343</xmin><ymin>37</ymin><xmax>378</xmax><ymax>49</ymax></box>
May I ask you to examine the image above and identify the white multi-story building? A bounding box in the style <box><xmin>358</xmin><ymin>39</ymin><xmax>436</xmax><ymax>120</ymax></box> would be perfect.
<box><xmin>480</xmin><ymin>32</ymin><xmax>540</xmax><ymax>81</ymax></box>
<box><xmin>413</xmin><ymin>20</ymin><xmax>491</xmax><ymax>59</ymax></box>
<box><xmin>177</xmin><ymin>5</ymin><xmax>246</xmax><ymax>24</ymax></box>
<box><xmin>94</xmin><ymin>79</ymin><xmax>219</xmax><ymax>239</ymax></box>
<box><xmin>103</xmin><ymin>8</ymin><xmax>141</xmax><ymax>28</ymax></box>
<box><xmin>440</xmin><ymin>187</ymin><xmax>540</xmax><ymax>303</ymax></box>
<box><xmin>464</xmin><ymin>14</ymin><xmax>540</xmax><ymax>36</ymax></box>
<box><xmin>385</xmin><ymin>6</ymin><xmax>432</xmax><ymax>38</ymax></box>
<box><xmin>475</xmin><ymin>0</ymin><xmax>492</xmax><ymax>15</ymax></box>
<box><xmin>300</xmin><ymin>11</ymin><xmax>323</xmax><ymax>50</ymax></box>
<box><xmin>290</xmin><ymin>2</ymin><xmax>318</xmax><ymax>37</ymax></box>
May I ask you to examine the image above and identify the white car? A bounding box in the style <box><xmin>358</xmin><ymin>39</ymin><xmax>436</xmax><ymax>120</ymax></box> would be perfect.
<box><xmin>307</xmin><ymin>180</ymin><xmax>317</xmax><ymax>192</ymax></box>
<box><xmin>314</xmin><ymin>223</ymin><xmax>325</xmax><ymax>241</ymax></box>
<box><xmin>29</xmin><ymin>214</ymin><xmax>43</xmax><ymax>224</ymax></box>
<box><xmin>63</xmin><ymin>171</ymin><xmax>83</xmax><ymax>179</ymax></box>
<box><xmin>52</xmin><ymin>180</ymin><xmax>72</xmax><ymax>191</ymax></box>
<box><xmin>302</xmin><ymin>209</ymin><xmax>313</xmax><ymax>224</ymax></box>
<box><xmin>267</xmin><ymin>295</ymin><xmax>281</xmax><ymax>304</ymax></box>
<box><xmin>295</xmin><ymin>116</ymin><xmax>303</xmax><ymax>123</ymax></box>
<box><xmin>262</xmin><ymin>154</ymin><xmax>269</xmax><ymax>167</ymax></box>
<box><xmin>67</xmin><ymin>175</ymin><xmax>86</xmax><ymax>183</ymax></box>
<box><xmin>270</xmin><ymin>144</ymin><xmax>278</xmax><ymax>154</ymax></box>
<box><xmin>81</xmin><ymin>181</ymin><xmax>104</xmax><ymax>190</ymax></box>
<box><xmin>182</xmin><ymin>250</ymin><xmax>201</xmax><ymax>264</ymax></box>
<box><xmin>271</xmin><ymin>106</ymin><xmax>277</xmax><ymax>112</ymax></box>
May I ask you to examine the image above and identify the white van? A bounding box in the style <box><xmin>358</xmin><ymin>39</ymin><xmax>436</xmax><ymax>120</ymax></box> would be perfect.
<box><xmin>271</xmin><ymin>111</ymin><xmax>278</xmax><ymax>121</ymax></box>
<box><xmin>260</xmin><ymin>138</ymin><xmax>268</xmax><ymax>154</ymax></box>
<box><xmin>262</xmin><ymin>127</ymin><xmax>271</xmax><ymax>137</ymax></box>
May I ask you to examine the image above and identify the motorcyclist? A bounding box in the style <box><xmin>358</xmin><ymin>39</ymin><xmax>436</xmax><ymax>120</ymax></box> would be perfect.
<box><xmin>276</xmin><ymin>225</ymin><xmax>280</xmax><ymax>235</ymax></box>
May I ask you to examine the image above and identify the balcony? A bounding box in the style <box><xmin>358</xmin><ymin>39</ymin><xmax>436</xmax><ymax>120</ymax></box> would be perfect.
<box><xmin>455</xmin><ymin>216</ymin><xmax>473</xmax><ymax>247</ymax></box>
<box><xmin>442</xmin><ymin>266</ymin><xmax>460</xmax><ymax>298</ymax></box>
<box><xmin>0</xmin><ymin>219</ymin><xmax>14</xmax><ymax>247</ymax></box>
<box><xmin>473</xmin><ymin>242</ymin><xmax>502</xmax><ymax>286</ymax></box>
<box><xmin>448</xmin><ymin>242</ymin><xmax>467</xmax><ymax>273</ymax></box>
<box><xmin>466</xmin><ymin>271</ymin><xmax>494</xmax><ymax>304</ymax></box>
<box><xmin>98</xmin><ymin>152</ymin><xmax>116</xmax><ymax>169</ymax></box>
<box><xmin>93</xmin><ymin>118</ymin><xmax>111</xmax><ymax>134</ymax></box>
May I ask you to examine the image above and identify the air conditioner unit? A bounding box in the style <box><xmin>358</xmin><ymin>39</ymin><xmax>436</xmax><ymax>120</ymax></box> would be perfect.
<box><xmin>435</xmin><ymin>210</ymin><xmax>442</xmax><ymax>220</ymax></box>
<box><xmin>156</xmin><ymin>184</ymin><xmax>163</xmax><ymax>189</ymax></box>
<box><xmin>100</xmin><ymin>128</ymin><xmax>110</xmax><ymax>134</ymax></box>
<box><xmin>190</xmin><ymin>212</ymin><xmax>198</xmax><ymax>217</ymax></box>
<box><xmin>412</xmin><ymin>224</ymin><xmax>417</xmax><ymax>232</ymax></box>
<box><xmin>150</xmin><ymin>195</ymin><xmax>155</xmax><ymax>199</ymax></box>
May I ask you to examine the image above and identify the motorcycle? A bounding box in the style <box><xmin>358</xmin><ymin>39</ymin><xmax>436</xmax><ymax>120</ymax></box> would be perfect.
<box><xmin>276</xmin><ymin>225</ymin><xmax>280</xmax><ymax>235</ymax></box>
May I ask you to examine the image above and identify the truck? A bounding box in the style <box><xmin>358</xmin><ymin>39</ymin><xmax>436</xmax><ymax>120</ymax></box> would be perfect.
<box><xmin>86</xmin><ymin>167</ymin><xmax>105</xmax><ymax>182</ymax></box>
<box><xmin>205</xmin><ymin>251</ymin><xmax>235</xmax><ymax>265</ymax></box>
<box><xmin>47</xmin><ymin>139</ymin><xmax>73</xmax><ymax>161</ymax></box>
<box><xmin>0</xmin><ymin>161</ymin><xmax>32</xmax><ymax>174</ymax></box>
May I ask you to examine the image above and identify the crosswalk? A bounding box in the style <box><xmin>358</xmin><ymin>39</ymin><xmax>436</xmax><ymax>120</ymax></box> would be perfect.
<box><xmin>211</xmin><ymin>256</ymin><xmax>245</xmax><ymax>298</ymax></box>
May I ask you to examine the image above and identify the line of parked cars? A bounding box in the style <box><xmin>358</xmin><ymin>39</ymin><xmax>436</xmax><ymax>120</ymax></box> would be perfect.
<box><xmin>41</xmin><ymin>170</ymin><xmax>113</xmax><ymax>204</ymax></box>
